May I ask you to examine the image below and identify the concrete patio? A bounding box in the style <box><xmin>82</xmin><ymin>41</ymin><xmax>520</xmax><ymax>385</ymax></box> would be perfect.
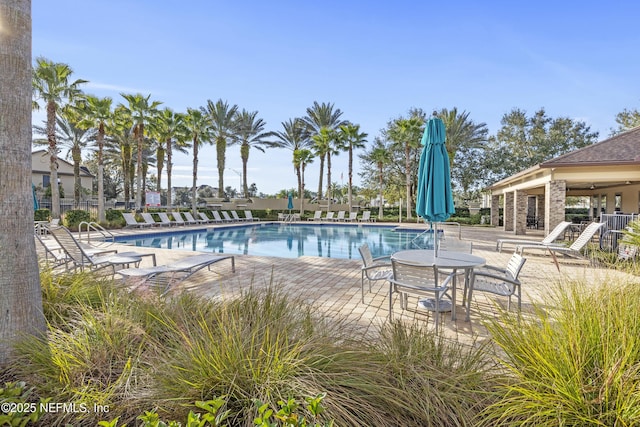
<box><xmin>94</xmin><ymin>223</ymin><xmax>638</xmax><ymax>345</ymax></box>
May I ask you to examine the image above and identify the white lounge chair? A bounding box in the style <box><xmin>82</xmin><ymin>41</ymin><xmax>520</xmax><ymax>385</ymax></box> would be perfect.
<box><xmin>519</xmin><ymin>222</ymin><xmax>605</xmax><ymax>270</ymax></box>
<box><xmin>346</xmin><ymin>211</ymin><xmax>358</xmax><ymax>222</ymax></box>
<box><xmin>307</xmin><ymin>211</ymin><xmax>322</xmax><ymax>221</ymax></box>
<box><xmin>171</xmin><ymin>211</ymin><xmax>193</xmax><ymax>225</ymax></box>
<box><xmin>221</xmin><ymin>211</ymin><xmax>235</xmax><ymax>222</ymax></box>
<box><xmin>466</xmin><ymin>252</ymin><xmax>527</xmax><ymax>321</ymax></box>
<box><xmin>244</xmin><ymin>210</ymin><xmax>260</xmax><ymax>221</ymax></box>
<box><xmin>199</xmin><ymin>212</ymin><xmax>217</xmax><ymax>223</ymax></box>
<box><xmin>231</xmin><ymin>210</ymin><xmax>249</xmax><ymax>222</ymax></box>
<box><xmin>49</xmin><ymin>226</ymin><xmax>156</xmax><ymax>273</ymax></box>
<box><xmin>116</xmin><ymin>253</ymin><xmax>235</xmax><ymax>296</ymax></box>
<box><xmin>358</xmin><ymin>211</ymin><xmax>375</xmax><ymax>222</ymax></box>
<box><xmin>212</xmin><ymin>211</ymin><xmax>227</xmax><ymax>223</ymax></box>
<box><xmin>324</xmin><ymin>212</ymin><xmax>335</xmax><ymax>221</ymax></box>
<box><xmin>141</xmin><ymin>212</ymin><xmax>162</xmax><ymax>227</ymax></box>
<box><xmin>158</xmin><ymin>212</ymin><xmax>179</xmax><ymax>226</ymax></box>
<box><xmin>334</xmin><ymin>211</ymin><xmax>346</xmax><ymax>222</ymax></box>
<box><xmin>122</xmin><ymin>212</ymin><xmax>153</xmax><ymax>228</ymax></box>
<box><xmin>183</xmin><ymin>211</ymin><xmax>207</xmax><ymax>224</ymax></box>
<box><xmin>496</xmin><ymin>221</ymin><xmax>572</xmax><ymax>252</ymax></box>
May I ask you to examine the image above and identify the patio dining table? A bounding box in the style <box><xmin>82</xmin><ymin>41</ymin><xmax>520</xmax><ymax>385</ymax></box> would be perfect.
<box><xmin>390</xmin><ymin>249</ymin><xmax>486</xmax><ymax>321</ymax></box>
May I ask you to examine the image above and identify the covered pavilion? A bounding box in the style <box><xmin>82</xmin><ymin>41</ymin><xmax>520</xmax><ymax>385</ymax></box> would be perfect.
<box><xmin>488</xmin><ymin>126</ymin><xmax>640</xmax><ymax>236</ymax></box>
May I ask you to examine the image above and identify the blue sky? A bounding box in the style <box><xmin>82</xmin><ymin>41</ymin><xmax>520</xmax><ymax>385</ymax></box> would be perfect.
<box><xmin>32</xmin><ymin>1</ymin><xmax>640</xmax><ymax>195</ymax></box>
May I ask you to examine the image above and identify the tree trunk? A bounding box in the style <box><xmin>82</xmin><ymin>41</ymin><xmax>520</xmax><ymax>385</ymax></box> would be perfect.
<box><xmin>72</xmin><ymin>145</ymin><xmax>81</xmax><ymax>207</ymax></box>
<box><xmin>348</xmin><ymin>146</ymin><xmax>353</xmax><ymax>210</ymax></box>
<box><xmin>241</xmin><ymin>143</ymin><xmax>249</xmax><ymax>198</ymax></box>
<box><xmin>296</xmin><ymin>165</ymin><xmax>302</xmax><ymax>214</ymax></box>
<box><xmin>317</xmin><ymin>154</ymin><xmax>324</xmax><ymax>200</ymax></box>
<box><xmin>326</xmin><ymin>151</ymin><xmax>332</xmax><ymax>210</ymax></box>
<box><xmin>192</xmin><ymin>137</ymin><xmax>199</xmax><ymax>217</ymax></box>
<box><xmin>135</xmin><ymin>124</ymin><xmax>143</xmax><ymax>210</ymax></box>
<box><xmin>97</xmin><ymin>123</ymin><xmax>105</xmax><ymax>222</ymax></box>
<box><xmin>166</xmin><ymin>138</ymin><xmax>173</xmax><ymax>212</ymax></box>
<box><xmin>216</xmin><ymin>137</ymin><xmax>226</xmax><ymax>198</ymax></box>
<box><xmin>47</xmin><ymin>101</ymin><xmax>60</xmax><ymax>218</ymax></box>
<box><xmin>378</xmin><ymin>163</ymin><xmax>384</xmax><ymax>219</ymax></box>
<box><xmin>0</xmin><ymin>0</ymin><xmax>46</xmax><ymax>364</ymax></box>
<box><xmin>405</xmin><ymin>143</ymin><xmax>412</xmax><ymax>219</ymax></box>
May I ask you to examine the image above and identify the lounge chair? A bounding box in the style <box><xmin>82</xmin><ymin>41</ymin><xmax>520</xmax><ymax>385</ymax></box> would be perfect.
<box><xmin>141</xmin><ymin>212</ymin><xmax>162</xmax><ymax>227</ymax></box>
<box><xmin>244</xmin><ymin>210</ymin><xmax>260</xmax><ymax>221</ymax></box>
<box><xmin>496</xmin><ymin>221</ymin><xmax>572</xmax><ymax>252</ymax></box>
<box><xmin>388</xmin><ymin>259</ymin><xmax>455</xmax><ymax>333</ymax></box>
<box><xmin>221</xmin><ymin>211</ymin><xmax>235</xmax><ymax>223</ymax></box>
<box><xmin>158</xmin><ymin>212</ymin><xmax>179</xmax><ymax>226</ymax></box>
<box><xmin>122</xmin><ymin>212</ymin><xmax>153</xmax><ymax>228</ymax></box>
<box><xmin>171</xmin><ymin>211</ymin><xmax>192</xmax><ymax>225</ymax></box>
<box><xmin>199</xmin><ymin>212</ymin><xmax>217</xmax><ymax>223</ymax></box>
<box><xmin>334</xmin><ymin>211</ymin><xmax>346</xmax><ymax>222</ymax></box>
<box><xmin>48</xmin><ymin>226</ymin><xmax>156</xmax><ymax>273</ymax></box>
<box><xmin>358</xmin><ymin>211</ymin><xmax>376</xmax><ymax>222</ymax></box>
<box><xmin>358</xmin><ymin>243</ymin><xmax>392</xmax><ymax>303</ymax></box>
<box><xmin>324</xmin><ymin>212</ymin><xmax>335</xmax><ymax>221</ymax></box>
<box><xmin>183</xmin><ymin>211</ymin><xmax>207</xmax><ymax>224</ymax></box>
<box><xmin>346</xmin><ymin>211</ymin><xmax>358</xmax><ymax>222</ymax></box>
<box><xmin>517</xmin><ymin>221</ymin><xmax>605</xmax><ymax>270</ymax></box>
<box><xmin>116</xmin><ymin>253</ymin><xmax>235</xmax><ymax>296</ymax></box>
<box><xmin>231</xmin><ymin>210</ymin><xmax>249</xmax><ymax>222</ymax></box>
<box><xmin>212</xmin><ymin>211</ymin><xmax>228</xmax><ymax>223</ymax></box>
<box><xmin>466</xmin><ymin>252</ymin><xmax>527</xmax><ymax>321</ymax></box>
<box><xmin>307</xmin><ymin>211</ymin><xmax>322</xmax><ymax>221</ymax></box>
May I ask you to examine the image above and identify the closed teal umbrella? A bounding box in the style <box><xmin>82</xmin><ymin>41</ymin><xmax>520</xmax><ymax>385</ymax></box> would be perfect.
<box><xmin>287</xmin><ymin>192</ymin><xmax>294</xmax><ymax>212</ymax></box>
<box><xmin>32</xmin><ymin>183</ymin><xmax>39</xmax><ymax>210</ymax></box>
<box><xmin>416</xmin><ymin>115</ymin><xmax>454</xmax><ymax>253</ymax></box>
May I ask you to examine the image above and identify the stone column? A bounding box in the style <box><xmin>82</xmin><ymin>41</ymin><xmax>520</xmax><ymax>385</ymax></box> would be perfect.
<box><xmin>545</xmin><ymin>180</ymin><xmax>566</xmax><ymax>235</ymax></box>
<box><xmin>504</xmin><ymin>192</ymin><xmax>514</xmax><ymax>231</ymax></box>
<box><xmin>514</xmin><ymin>189</ymin><xmax>528</xmax><ymax>235</ymax></box>
<box><xmin>491</xmin><ymin>194</ymin><xmax>500</xmax><ymax>226</ymax></box>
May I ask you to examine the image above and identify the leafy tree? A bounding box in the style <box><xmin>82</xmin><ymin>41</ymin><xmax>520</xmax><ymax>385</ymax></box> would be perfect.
<box><xmin>312</xmin><ymin>128</ymin><xmax>339</xmax><ymax>208</ymax></box>
<box><xmin>152</xmin><ymin>108</ymin><xmax>188</xmax><ymax>212</ymax></box>
<box><xmin>108</xmin><ymin>107</ymin><xmax>136</xmax><ymax>206</ymax></box>
<box><xmin>120</xmin><ymin>93</ymin><xmax>161</xmax><ymax>209</ymax></box>
<box><xmin>337</xmin><ymin>123</ymin><xmax>368</xmax><ymax>210</ymax></box>
<box><xmin>484</xmin><ymin>108</ymin><xmax>599</xmax><ymax>183</ymax></box>
<box><xmin>234</xmin><ymin>109</ymin><xmax>269</xmax><ymax>198</ymax></box>
<box><xmin>32</xmin><ymin>57</ymin><xmax>87</xmax><ymax>218</ymax></box>
<box><xmin>361</xmin><ymin>138</ymin><xmax>393</xmax><ymax>219</ymax></box>
<box><xmin>204</xmin><ymin>99</ymin><xmax>239</xmax><ymax>198</ymax></box>
<box><xmin>303</xmin><ymin>101</ymin><xmax>346</xmax><ymax>199</ymax></box>
<box><xmin>613</xmin><ymin>108</ymin><xmax>640</xmax><ymax>134</ymax></box>
<box><xmin>74</xmin><ymin>95</ymin><xmax>113</xmax><ymax>222</ymax></box>
<box><xmin>387</xmin><ymin>112</ymin><xmax>424</xmax><ymax>219</ymax></box>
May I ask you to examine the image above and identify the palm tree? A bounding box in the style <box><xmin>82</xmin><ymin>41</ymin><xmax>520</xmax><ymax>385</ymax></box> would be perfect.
<box><xmin>0</xmin><ymin>0</ymin><xmax>46</xmax><ymax>364</ymax></box>
<box><xmin>437</xmin><ymin>107</ymin><xmax>488</xmax><ymax>170</ymax></box>
<box><xmin>32</xmin><ymin>57</ymin><xmax>87</xmax><ymax>218</ymax></box>
<box><xmin>120</xmin><ymin>93</ymin><xmax>161</xmax><ymax>209</ymax></box>
<box><xmin>204</xmin><ymin>99</ymin><xmax>238</xmax><ymax>198</ymax></box>
<box><xmin>293</xmin><ymin>148</ymin><xmax>314</xmax><ymax>213</ymax></box>
<box><xmin>153</xmin><ymin>108</ymin><xmax>187</xmax><ymax>212</ymax></box>
<box><xmin>33</xmin><ymin>108</ymin><xmax>96</xmax><ymax>207</ymax></box>
<box><xmin>74</xmin><ymin>95</ymin><xmax>112</xmax><ymax>222</ymax></box>
<box><xmin>312</xmin><ymin>128</ymin><xmax>339</xmax><ymax>208</ymax></box>
<box><xmin>184</xmin><ymin>108</ymin><xmax>212</xmax><ymax>217</ymax></box>
<box><xmin>387</xmin><ymin>114</ymin><xmax>424</xmax><ymax>219</ymax></box>
<box><xmin>234</xmin><ymin>109</ymin><xmax>269</xmax><ymax>198</ymax></box>
<box><xmin>368</xmin><ymin>141</ymin><xmax>392</xmax><ymax>220</ymax></box>
<box><xmin>109</xmin><ymin>106</ymin><xmax>136</xmax><ymax>207</ymax></box>
<box><xmin>337</xmin><ymin>123</ymin><xmax>368</xmax><ymax>210</ymax></box>
<box><xmin>303</xmin><ymin>101</ymin><xmax>345</xmax><ymax>200</ymax></box>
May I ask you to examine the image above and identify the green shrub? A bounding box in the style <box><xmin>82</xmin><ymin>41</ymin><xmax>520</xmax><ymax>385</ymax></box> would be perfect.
<box><xmin>64</xmin><ymin>209</ymin><xmax>91</xmax><ymax>230</ymax></box>
<box><xmin>34</xmin><ymin>208</ymin><xmax>50</xmax><ymax>221</ymax></box>
<box><xmin>105</xmin><ymin>209</ymin><xmax>123</xmax><ymax>222</ymax></box>
<box><xmin>481</xmin><ymin>279</ymin><xmax>640</xmax><ymax>426</ymax></box>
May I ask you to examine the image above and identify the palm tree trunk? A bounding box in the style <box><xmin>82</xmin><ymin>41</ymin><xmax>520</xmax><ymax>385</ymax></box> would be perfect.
<box><xmin>216</xmin><ymin>137</ymin><xmax>226</xmax><ymax>198</ymax></box>
<box><xmin>97</xmin><ymin>123</ymin><xmax>105</xmax><ymax>223</ymax></box>
<box><xmin>326</xmin><ymin>152</ymin><xmax>332</xmax><ymax>210</ymax></box>
<box><xmin>317</xmin><ymin>154</ymin><xmax>325</xmax><ymax>200</ymax></box>
<box><xmin>300</xmin><ymin>164</ymin><xmax>306</xmax><ymax>214</ymax></box>
<box><xmin>348</xmin><ymin>146</ymin><xmax>353</xmax><ymax>210</ymax></box>
<box><xmin>166</xmin><ymin>138</ymin><xmax>173</xmax><ymax>212</ymax></box>
<box><xmin>156</xmin><ymin>147</ymin><xmax>164</xmax><ymax>193</ymax></box>
<box><xmin>72</xmin><ymin>145</ymin><xmax>82</xmax><ymax>208</ymax></box>
<box><xmin>378</xmin><ymin>164</ymin><xmax>384</xmax><ymax>219</ymax></box>
<box><xmin>0</xmin><ymin>0</ymin><xmax>46</xmax><ymax>363</ymax></box>
<box><xmin>47</xmin><ymin>101</ymin><xmax>61</xmax><ymax>218</ymax></box>
<box><xmin>135</xmin><ymin>124</ymin><xmax>143</xmax><ymax>209</ymax></box>
<box><xmin>241</xmin><ymin>143</ymin><xmax>249</xmax><ymax>198</ymax></box>
<box><xmin>296</xmin><ymin>166</ymin><xmax>302</xmax><ymax>214</ymax></box>
<box><xmin>405</xmin><ymin>142</ymin><xmax>412</xmax><ymax>219</ymax></box>
<box><xmin>192</xmin><ymin>137</ymin><xmax>199</xmax><ymax>217</ymax></box>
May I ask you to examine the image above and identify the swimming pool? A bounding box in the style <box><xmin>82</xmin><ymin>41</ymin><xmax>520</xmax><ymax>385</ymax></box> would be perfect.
<box><xmin>114</xmin><ymin>223</ymin><xmax>432</xmax><ymax>260</ymax></box>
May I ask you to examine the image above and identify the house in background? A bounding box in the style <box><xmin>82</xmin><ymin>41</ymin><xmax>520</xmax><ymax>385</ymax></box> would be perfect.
<box><xmin>488</xmin><ymin>126</ymin><xmax>640</xmax><ymax>236</ymax></box>
<box><xmin>32</xmin><ymin>150</ymin><xmax>93</xmax><ymax>199</ymax></box>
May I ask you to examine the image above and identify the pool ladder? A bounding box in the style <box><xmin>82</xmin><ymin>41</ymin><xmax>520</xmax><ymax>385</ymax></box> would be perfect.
<box><xmin>78</xmin><ymin>221</ymin><xmax>115</xmax><ymax>246</ymax></box>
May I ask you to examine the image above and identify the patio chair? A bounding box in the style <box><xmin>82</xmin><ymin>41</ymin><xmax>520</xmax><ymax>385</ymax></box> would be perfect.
<box><xmin>244</xmin><ymin>210</ymin><xmax>261</xmax><ymax>221</ymax></box>
<box><xmin>496</xmin><ymin>221</ymin><xmax>572</xmax><ymax>252</ymax></box>
<box><xmin>437</xmin><ymin>239</ymin><xmax>473</xmax><ymax>305</ymax></box>
<box><xmin>212</xmin><ymin>211</ymin><xmax>226</xmax><ymax>223</ymax></box>
<box><xmin>48</xmin><ymin>226</ymin><xmax>155</xmax><ymax>273</ymax></box>
<box><xmin>116</xmin><ymin>253</ymin><xmax>235</xmax><ymax>296</ymax></box>
<box><xmin>122</xmin><ymin>212</ymin><xmax>153</xmax><ymax>228</ymax></box>
<box><xmin>158</xmin><ymin>212</ymin><xmax>179</xmax><ymax>226</ymax></box>
<box><xmin>358</xmin><ymin>243</ymin><xmax>392</xmax><ymax>303</ymax></box>
<box><xmin>307</xmin><ymin>210</ymin><xmax>322</xmax><ymax>221</ymax></box>
<box><xmin>358</xmin><ymin>211</ymin><xmax>376</xmax><ymax>222</ymax></box>
<box><xmin>334</xmin><ymin>211</ymin><xmax>346</xmax><ymax>221</ymax></box>
<box><xmin>183</xmin><ymin>211</ymin><xmax>207</xmax><ymax>224</ymax></box>
<box><xmin>388</xmin><ymin>259</ymin><xmax>455</xmax><ymax>333</ymax></box>
<box><xmin>324</xmin><ymin>211</ymin><xmax>335</xmax><ymax>221</ymax></box>
<box><xmin>517</xmin><ymin>221</ymin><xmax>605</xmax><ymax>270</ymax></box>
<box><xmin>466</xmin><ymin>252</ymin><xmax>527</xmax><ymax>321</ymax></box>
<box><xmin>346</xmin><ymin>211</ymin><xmax>358</xmax><ymax>222</ymax></box>
<box><xmin>141</xmin><ymin>212</ymin><xmax>162</xmax><ymax>227</ymax></box>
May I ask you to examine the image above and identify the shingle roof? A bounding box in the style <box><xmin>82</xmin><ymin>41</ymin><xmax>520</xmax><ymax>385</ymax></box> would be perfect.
<box><xmin>541</xmin><ymin>126</ymin><xmax>640</xmax><ymax>167</ymax></box>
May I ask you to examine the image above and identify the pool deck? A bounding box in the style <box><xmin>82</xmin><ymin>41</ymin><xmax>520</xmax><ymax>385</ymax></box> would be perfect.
<box><xmin>89</xmin><ymin>221</ymin><xmax>637</xmax><ymax>345</ymax></box>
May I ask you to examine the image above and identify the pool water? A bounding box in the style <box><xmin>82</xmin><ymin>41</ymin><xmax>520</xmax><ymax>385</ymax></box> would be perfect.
<box><xmin>114</xmin><ymin>223</ymin><xmax>432</xmax><ymax>260</ymax></box>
